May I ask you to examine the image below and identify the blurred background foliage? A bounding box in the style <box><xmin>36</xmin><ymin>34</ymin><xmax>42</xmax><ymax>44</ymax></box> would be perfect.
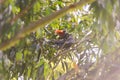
<box><xmin>0</xmin><ymin>0</ymin><xmax>120</xmax><ymax>80</ymax></box>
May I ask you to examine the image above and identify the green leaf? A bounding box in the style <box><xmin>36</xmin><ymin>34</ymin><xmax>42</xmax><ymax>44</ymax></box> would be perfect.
<box><xmin>16</xmin><ymin>51</ymin><xmax>23</xmax><ymax>61</ymax></box>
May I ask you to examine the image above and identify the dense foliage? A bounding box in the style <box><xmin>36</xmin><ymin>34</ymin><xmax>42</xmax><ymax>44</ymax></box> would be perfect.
<box><xmin>0</xmin><ymin>0</ymin><xmax>120</xmax><ymax>80</ymax></box>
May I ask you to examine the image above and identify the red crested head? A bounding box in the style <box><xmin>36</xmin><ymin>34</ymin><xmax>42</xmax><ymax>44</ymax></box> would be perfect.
<box><xmin>54</xmin><ymin>30</ymin><xmax>65</xmax><ymax>36</ymax></box>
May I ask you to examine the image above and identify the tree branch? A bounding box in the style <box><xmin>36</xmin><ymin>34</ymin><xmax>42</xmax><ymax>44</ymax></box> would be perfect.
<box><xmin>0</xmin><ymin>0</ymin><xmax>95</xmax><ymax>51</ymax></box>
<box><xmin>10</xmin><ymin>0</ymin><xmax>37</xmax><ymax>24</ymax></box>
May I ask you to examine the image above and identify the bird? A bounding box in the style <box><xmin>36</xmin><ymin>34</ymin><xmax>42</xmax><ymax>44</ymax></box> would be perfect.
<box><xmin>53</xmin><ymin>29</ymin><xmax>75</xmax><ymax>49</ymax></box>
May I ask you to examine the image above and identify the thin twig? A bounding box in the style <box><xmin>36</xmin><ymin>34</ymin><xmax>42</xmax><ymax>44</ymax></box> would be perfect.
<box><xmin>49</xmin><ymin>31</ymin><xmax>93</xmax><ymax>65</ymax></box>
<box><xmin>10</xmin><ymin>0</ymin><xmax>37</xmax><ymax>24</ymax></box>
